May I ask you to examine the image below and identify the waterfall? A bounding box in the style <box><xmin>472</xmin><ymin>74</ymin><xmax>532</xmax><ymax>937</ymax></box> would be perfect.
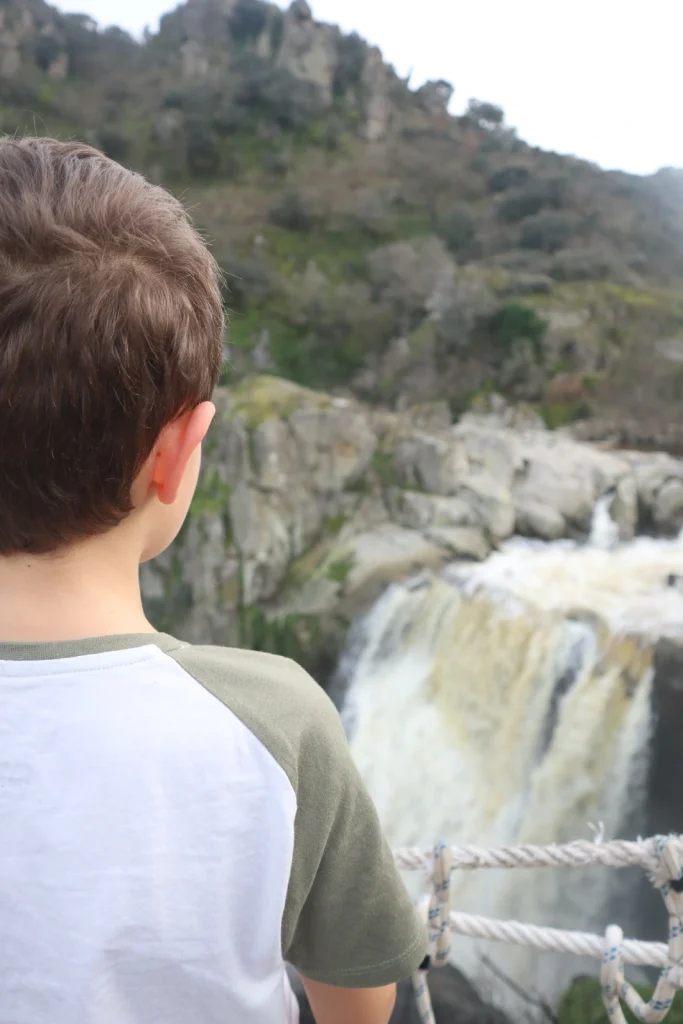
<box><xmin>341</xmin><ymin>505</ymin><xmax>683</xmax><ymax>1014</ymax></box>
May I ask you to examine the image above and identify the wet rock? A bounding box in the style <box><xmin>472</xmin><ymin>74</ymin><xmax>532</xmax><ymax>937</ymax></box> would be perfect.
<box><xmin>633</xmin><ymin>455</ymin><xmax>683</xmax><ymax>535</ymax></box>
<box><xmin>515</xmin><ymin>500</ymin><xmax>567</xmax><ymax>541</ymax></box>
<box><xmin>141</xmin><ymin>374</ymin><xmax>683</xmax><ymax>661</ymax></box>
<box><xmin>513</xmin><ymin>434</ymin><xmax>630</xmax><ymax>532</ymax></box>
<box><xmin>424</xmin><ymin>526</ymin><xmax>490</xmax><ymax>561</ymax></box>
<box><xmin>338</xmin><ymin>523</ymin><xmax>448</xmax><ymax>613</ymax></box>
<box><xmin>611</xmin><ymin>474</ymin><xmax>638</xmax><ymax>541</ymax></box>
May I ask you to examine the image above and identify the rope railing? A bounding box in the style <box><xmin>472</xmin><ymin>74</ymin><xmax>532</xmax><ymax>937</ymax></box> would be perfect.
<box><xmin>393</xmin><ymin>835</ymin><xmax>683</xmax><ymax>875</ymax></box>
<box><xmin>395</xmin><ymin>835</ymin><xmax>683</xmax><ymax>1024</ymax></box>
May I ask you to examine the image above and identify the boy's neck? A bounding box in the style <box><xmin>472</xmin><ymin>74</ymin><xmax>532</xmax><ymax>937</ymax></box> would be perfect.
<box><xmin>0</xmin><ymin>535</ymin><xmax>154</xmax><ymax>644</ymax></box>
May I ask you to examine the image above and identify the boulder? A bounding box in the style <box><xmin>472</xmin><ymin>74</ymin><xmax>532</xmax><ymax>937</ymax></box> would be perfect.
<box><xmin>513</xmin><ymin>434</ymin><xmax>630</xmax><ymax>532</ymax></box>
<box><xmin>611</xmin><ymin>474</ymin><xmax>638</xmax><ymax>541</ymax></box>
<box><xmin>388</xmin><ymin>490</ymin><xmax>481</xmax><ymax>532</ymax></box>
<box><xmin>515</xmin><ymin>500</ymin><xmax>567</xmax><ymax>541</ymax></box>
<box><xmin>452</xmin><ymin>424</ymin><xmax>521</xmax><ymax>491</ymax></box>
<box><xmin>392</xmin><ymin>431</ymin><xmax>469</xmax><ymax>495</ymax></box>
<box><xmin>653</xmin><ymin>478</ymin><xmax>683</xmax><ymax>535</ymax></box>
<box><xmin>632</xmin><ymin>455</ymin><xmax>683</xmax><ymax>535</ymax></box>
<box><xmin>338</xmin><ymin>524</ymin><xmax>448</xmax><ymax>613</ymax></box>
<box><xmin>455</xmin><ymin>473</ymin><xmax>516</xmax><ymax>542</ymax></box>
<box><xmin>424</xmin><ymin>526</ymin><xmax>490</xmax><ymax>561</ymax></box>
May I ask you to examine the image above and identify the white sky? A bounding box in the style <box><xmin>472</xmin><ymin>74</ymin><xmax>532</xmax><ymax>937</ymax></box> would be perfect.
<box><xmin>53</xmin><ymin>0</ymin><xmax>683</xmax><ymax>176</ymax></box>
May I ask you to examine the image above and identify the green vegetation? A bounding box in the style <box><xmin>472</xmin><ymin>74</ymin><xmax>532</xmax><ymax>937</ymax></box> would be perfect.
<box><xmin>326</xmin><ymin>552</ymin><xmax>355</xmax><ymax>585</ymax></box>
<box><xmin>558</xmin><ymin>978</ymin><xmax>683</xmax><ymax>1024</ymax></box>
<box><xmin>488</xmin><ymin>302</ymin><xmax>547</xmax><ymax>357</ymax></box>
<box><xmin>0</xmin><ymin>0</ymin><xmax>681</xmax><ymax>421</ymax></box>
<box><xmin>540</xmin><ymin>400</ymin><xmax>591</xmax><ymax>429</ymax></box>
<box><xmin>437</xmin><ymin>202</ymin><xmax>478</xmax><ymax>256</ymax></box>
<box><xmin>228</xmin><ymin>374</ymin><xmax>331</xmax><ymax>429</ymax></box>
<box><xmin>238</xmin><ymin>604</ymin><xmax>320</xmax><ymax>666</ymax></box>
<box><xmin>189</xmin><ymin>470</ymin><xmax>232</xmax><ymax>518</ymax></box>
<box><xmin>371</xmin><ymin>450</ymin><xmax>396</xmax><ymax>488</ymax></box>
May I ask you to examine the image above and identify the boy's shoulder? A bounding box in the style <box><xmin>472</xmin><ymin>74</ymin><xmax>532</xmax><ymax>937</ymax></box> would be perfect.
<box><xmin>167</xmin><ymin>642</ymin><xmax>345</xmax><ymax>790</ymax></box>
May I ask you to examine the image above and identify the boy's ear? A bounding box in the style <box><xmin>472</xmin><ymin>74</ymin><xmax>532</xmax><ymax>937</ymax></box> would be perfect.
<box><xmin>151</xmin><ymin>401</ymin><xmax>216</xmax><ymax>506</ymax></box>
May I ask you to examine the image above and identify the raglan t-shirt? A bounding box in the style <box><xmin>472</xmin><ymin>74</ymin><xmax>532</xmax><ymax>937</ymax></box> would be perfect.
<box><xmin>0</xmin><ymin>633</ymin><xmax>426</xmax><ymax>1024</ymax></box>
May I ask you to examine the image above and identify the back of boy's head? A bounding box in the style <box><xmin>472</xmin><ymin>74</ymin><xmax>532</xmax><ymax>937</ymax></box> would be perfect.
<box><xmin>0</xmin><ymin>137</ymin><xmax>224</xmax><ymax>556</ymax></box>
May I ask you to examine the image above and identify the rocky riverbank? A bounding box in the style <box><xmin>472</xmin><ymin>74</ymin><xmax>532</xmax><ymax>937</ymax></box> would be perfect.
<box><xmin>142</xmin><ymin>374</ymin><xmax>683</xmax><ymax>680</ymax></box>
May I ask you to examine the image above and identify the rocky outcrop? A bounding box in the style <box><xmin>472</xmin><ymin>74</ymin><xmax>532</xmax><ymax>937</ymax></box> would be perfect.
<box><xmin>141</xmin><ymin>376</ymin><xmax>683</xmax><ymax>677</ymax></box>
<box><xmin>275</xmin><ymin>1</ymin><xmax>337</xmax><ymax>102</ymax></box>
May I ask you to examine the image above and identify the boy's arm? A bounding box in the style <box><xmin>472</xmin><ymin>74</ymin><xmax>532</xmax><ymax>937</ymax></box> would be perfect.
<box><xmin>301</xmin><ymin>977</ymin><xmax>397</xmax><ymax>1024</ymax></box>
<box><xmin>281</xmin><ymin>673</ymin><xmax>427</xmax><ymax>993</ymax></box>
<box><xmin>169</xmin><ymin>645</ymin><xmax>427</xmax><ymax>997</ymax></box>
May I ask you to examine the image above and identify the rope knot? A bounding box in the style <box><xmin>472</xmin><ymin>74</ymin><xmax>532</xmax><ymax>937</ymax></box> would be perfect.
<box><xmin>429</xmin><ymin>842</ymin><xmax>453</xmax><ymax>967</ymax></box>
<box><xmin>411</xmin><ymin>843</ymin><xmax>453</xmax><ymax>1024</ymax></box>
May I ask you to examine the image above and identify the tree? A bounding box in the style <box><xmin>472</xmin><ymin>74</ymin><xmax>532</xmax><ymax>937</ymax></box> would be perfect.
<box><xmin>488</xmin><ymin>165</ymin><xmax>530</xmax><ymax>194</ymax></box>
<box><xmin>437</xmin><ymin>203</ymin><xmax>478</xmax><ymax>256</ymax></box>
<box><xmin>333</xmin><ymin>32</ymin><xmax>366</xmax><ymax>97</ymax></box>
<box><xmin>97</xmin><ymin>128</ymin><xmax>130</xmax><ymax>163</ymax></box>
<box><xmin>229</xmin><ymin>0</ymin><xmax>268</xmax><ymax>44</ymax></box>
<box><xmin>466</xmin><ymin>98</ymin><xmax>505</xmax><ymax>130</ymax></box>
<box><xmin>269</xmin><ymin>191</ymin><xmax>315</xmax><ymax>232</ymax></box>
<box><xmin>487</xmin><ymin>302</ymin><xmax>547</xmax><ymax>358</ymax></box>
<box><xmin>184</xmin><ymin>116</ymin><xmax>222</xmax><ymax>178</ymax></box>
<box><xmin>520</xmin><ymin>211</ymin><xmax>580</xmax><ymax>253</ymax></box>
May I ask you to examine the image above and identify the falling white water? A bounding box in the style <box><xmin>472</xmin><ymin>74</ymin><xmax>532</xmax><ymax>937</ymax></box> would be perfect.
<box><xmin>342</xmin><ymin>504</ymin><xmax>683</xmax><ymax>1015</ymax></box>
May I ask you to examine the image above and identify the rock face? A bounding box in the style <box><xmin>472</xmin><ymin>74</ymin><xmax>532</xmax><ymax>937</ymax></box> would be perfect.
<box><xmin>141</xmin><ymin>375</ymin><xmax>683</xmax><ymax>679</ymax></box>
<box><xmin>275</xmin><ymin>1</ymin><xmax>337</xmax><ymax>102</ymax></box>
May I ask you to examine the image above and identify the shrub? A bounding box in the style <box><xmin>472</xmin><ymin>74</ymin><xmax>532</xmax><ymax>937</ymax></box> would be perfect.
<box><xmin>229</xmin><ymin>0</ymin><xmax>268</xmax><ymax>44</ymax></box>
<box><xmin>367</xmin><ymin>237</ymin><xmax>455</xmax><ymax>320</ymax></box>
<box><xmin>235</xmin><ymin>56</ymin><xmax>324</xmax><ymax>129</ymax></box>
<box><xmin>34</xmin><ymin>35</ymin><xmax>63</xmax><ymax>73</ymax></box>
<box><xmin>499</xmin><ymin>177</ymin><xmax>568</xmax><ymax>222</ymax></box>
<box><xmin>269</xmin><ymin>191</ymin><xmax>315</xmax><ymax>231</ymax></box>
<box><xmin>219</xmin><ymin>253</ymin><xmax>274</xmax><ymax>311</ymax></box>
<box><xmin>333</xmin><ymin>32</ymin><xmax>366</xmax><ymax>97</ymax></box>
<box><xmin>162</xmin><ymin>91</ymin><xmax>185</xmax><ymax>110</ymax></box>
<box><xmin>488</xmin><ymin>165</ymin><xmax>530</xmax><ymax>193</ymax></box>
<box><xmin>487</xmin><ymin>301</ymin><xmax>547</xmax><ymax>357</ymax></box>
<box><xmin>549</xmin><ymin>247</ymin><xmax>617</xmax><ymax>281</ymax></box>
<box><xmin>184</xmin><ymin>116</ymin><xmax>222</xmax><ymax>178</ymax></box>
<box><xmin>466</xmin><ymin>98</ymin><xmax>505</xmax><ymax>129</ymax></box>
<box><xmin>275</xmin><ymin>274</ymin><xmax>395</xmax><ymax>388</ymax></box>
<box><xmin>520</xmin><ymin>210</ymin><xmax>580</xmax><ymax>252</ymax></box>
<box><xmin>97</xmin><ymin>128</ymin><xmax>130</xmax><ymax>163</ymax></box>
<box><xmin>437</xmin><ymin>203</ymin><xmax>478</xmax><ymax>256</ymax></box>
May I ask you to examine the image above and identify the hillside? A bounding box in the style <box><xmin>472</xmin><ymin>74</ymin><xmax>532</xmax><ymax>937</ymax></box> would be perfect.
<box><xmin>1</xmin><ymin>0</ymin><xmax>683</xmax><ymax>436</ymax></box>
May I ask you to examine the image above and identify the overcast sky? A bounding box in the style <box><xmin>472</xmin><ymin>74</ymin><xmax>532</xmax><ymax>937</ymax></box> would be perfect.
<box><xmin>53</xmin><ymin>0</ymin><xmax>683</xmax><ymax>176</ymax></box>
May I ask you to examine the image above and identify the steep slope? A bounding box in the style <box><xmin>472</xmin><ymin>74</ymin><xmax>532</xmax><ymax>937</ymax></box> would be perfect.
<box><xmin>1</xmin><ymin>0</ymin><xmax>682</xmax><ymax>432</ymax></box>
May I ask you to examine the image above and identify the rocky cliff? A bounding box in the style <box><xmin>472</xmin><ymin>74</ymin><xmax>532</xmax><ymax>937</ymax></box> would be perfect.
<box><xmin>141</xmin><ymin>374</ymin><xmax>683</xmax><ymax>680</ymax></box>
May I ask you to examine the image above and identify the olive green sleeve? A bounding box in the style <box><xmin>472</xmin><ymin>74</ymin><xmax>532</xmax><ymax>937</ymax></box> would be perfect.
<box><xmin>169</xmin><ymin>644</ymin><xmax>427</xmax><ymax>987</ymax></box>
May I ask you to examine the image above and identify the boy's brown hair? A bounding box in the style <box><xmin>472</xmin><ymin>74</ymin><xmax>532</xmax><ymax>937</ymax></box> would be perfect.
<box><xmin>0</xmin><ymin>137</ymin><xmax>224</xmax><ymax>556</ymax></box>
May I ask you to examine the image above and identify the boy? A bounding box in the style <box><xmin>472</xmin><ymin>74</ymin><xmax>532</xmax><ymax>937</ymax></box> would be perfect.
<box><xmin>0</xmin><ymin>138</ymin><xmax>426</xmax><ymax>1024</ymax></box>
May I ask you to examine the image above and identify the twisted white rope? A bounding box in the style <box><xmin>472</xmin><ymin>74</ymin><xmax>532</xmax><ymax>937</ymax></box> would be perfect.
<box><xmin>447</xmin><ymin>911</ymin><xmax>669</xmax><ymax>967</ymax></box>
<box><xmin>394</xmin><ymin>836</ymin><xmax>683</xmax><ymax>875</ymax></box>
<box><xmin>404</xmin><ymin>835</ymin><xmax>683</xmax><ymax>1024</ymax></box>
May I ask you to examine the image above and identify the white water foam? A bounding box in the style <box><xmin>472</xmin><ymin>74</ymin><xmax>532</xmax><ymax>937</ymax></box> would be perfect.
<box><xmin>342</xmin><ymin>506</ymin><xmax>683</xmax><ymax>1014</ymax></box>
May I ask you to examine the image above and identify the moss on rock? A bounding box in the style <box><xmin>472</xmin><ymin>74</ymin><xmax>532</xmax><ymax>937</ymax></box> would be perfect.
<box><xmin>227</xmin><ymin>374</ymin><xmax>332</xmax><ymax>429</ymax></box>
